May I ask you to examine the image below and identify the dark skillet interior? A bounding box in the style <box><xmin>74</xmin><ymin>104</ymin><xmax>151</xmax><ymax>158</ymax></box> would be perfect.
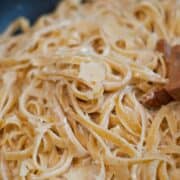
<box><xmin>0</xmin><ymin>0</ymin><xmax>60</xmax><ymax>33</ymax></box>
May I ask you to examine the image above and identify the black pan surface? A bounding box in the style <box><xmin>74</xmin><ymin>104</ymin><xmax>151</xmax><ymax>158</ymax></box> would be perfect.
<box><xmin>0</xmin><ymin>0</ymin><xmax>60</xmax><ymax>33</ymax></box>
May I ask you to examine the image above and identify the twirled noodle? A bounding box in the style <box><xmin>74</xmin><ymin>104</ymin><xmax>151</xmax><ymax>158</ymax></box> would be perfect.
<box><xmin>0</xmin><ymin>0</ymin><xmax>180</xmax><ymax>179</ymax></box>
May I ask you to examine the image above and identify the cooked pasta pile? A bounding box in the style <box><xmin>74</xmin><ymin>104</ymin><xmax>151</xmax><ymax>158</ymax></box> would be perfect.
<box><xmin>0</xmin><ymin>0</ymin><xmax>180</xmax><ymax>179</ymax></box>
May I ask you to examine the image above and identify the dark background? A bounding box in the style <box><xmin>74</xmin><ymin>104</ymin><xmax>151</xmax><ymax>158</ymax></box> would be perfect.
<box><xmin>0</xmin><ymin>0</ymin><xmax>60</xmax><ymax>33</ymax></box>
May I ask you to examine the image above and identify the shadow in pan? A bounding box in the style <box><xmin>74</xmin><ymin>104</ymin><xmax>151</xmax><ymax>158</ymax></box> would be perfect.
<box><xmin>0</xmin><ymin>0</ymin><xmax>60</xmax><ymax>33</ymax></box>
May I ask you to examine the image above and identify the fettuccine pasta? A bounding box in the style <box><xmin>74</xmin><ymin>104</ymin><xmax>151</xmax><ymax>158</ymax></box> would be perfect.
<box><xmin>0</xmin><ymin>0</ymin><xmax>180</xmax><ymax>179</ymax></box>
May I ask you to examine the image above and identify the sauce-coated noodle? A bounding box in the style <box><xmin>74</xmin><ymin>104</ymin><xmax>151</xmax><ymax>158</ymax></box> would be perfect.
<box><xmin>0</xmin><ymin>0</ymin><xmax>180</xmax><ymax>179</ymax></box>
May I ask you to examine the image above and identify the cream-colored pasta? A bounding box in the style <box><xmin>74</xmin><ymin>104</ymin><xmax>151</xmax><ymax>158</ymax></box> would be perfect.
<box><xmin>0</xmin><ymin>0</ymin><xmax>180</xmax><ymax>179</ymax></box>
